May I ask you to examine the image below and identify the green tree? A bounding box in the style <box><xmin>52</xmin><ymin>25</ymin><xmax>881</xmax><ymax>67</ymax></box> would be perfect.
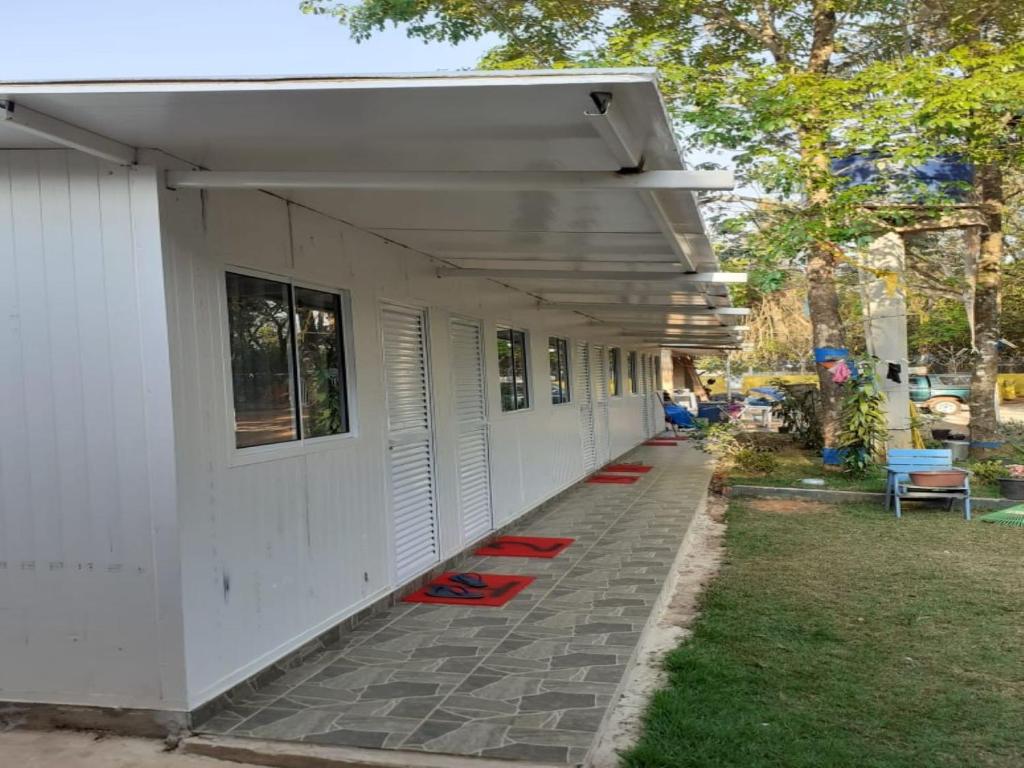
<box><xmin>852</xmin><ymin>41</ymin><xmax>1024</xmax><ymax>442</ymax></box>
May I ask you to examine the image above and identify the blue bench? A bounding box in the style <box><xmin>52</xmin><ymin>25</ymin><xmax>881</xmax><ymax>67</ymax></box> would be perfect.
<box><xmin>885</xmin><ymin>448</ymin><xmax>971</xmax><ymax>520</ymax></box>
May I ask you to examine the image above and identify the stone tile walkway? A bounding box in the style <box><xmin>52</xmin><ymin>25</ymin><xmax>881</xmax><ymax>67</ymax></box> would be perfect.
<box><xmin>198</xmin><ymin>443</ymin><xmax>712</xmax><ymax>764</ymax></box>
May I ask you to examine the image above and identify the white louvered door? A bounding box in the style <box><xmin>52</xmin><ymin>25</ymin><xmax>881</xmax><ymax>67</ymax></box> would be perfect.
<box><xmin>638</xmin><ymin>356</ymin><xmax>647</xmax><ymax>438</ymax></box>
<box><xmin>574</xmin><ymin>341</ymin><xmax>597</xmax><ymax>473</ymax></box>
<box><xmin>380</xmin><ymin>303</ymin><xmax>439</xmax><ymax>583</ymax></box>
<box><xmin>643</xmin><ymin>356</ymin><xmax>658</xmax><ymax>436</ymax></box>
<box><xmin>449</xmin><ymin>317</ymin><xmax>494</xmax><ymax>544</ymax></box>
<box><xmin>592</xmin><ymin>345</ymin><xmax>611</xmax><ymax>466</ymax></box>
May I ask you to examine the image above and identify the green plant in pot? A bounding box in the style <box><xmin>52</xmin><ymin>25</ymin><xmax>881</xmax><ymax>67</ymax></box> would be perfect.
<box><xmin>999</xmin><ymin>464</ymin><xmax>1024</xmax><ymax>501</ymax></box>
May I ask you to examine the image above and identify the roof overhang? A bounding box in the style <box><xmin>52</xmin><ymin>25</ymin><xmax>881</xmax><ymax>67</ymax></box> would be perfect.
<box><xmin>0</xmin><ymin>69</ymin><xmax>747</xmax><ymax>347</ymax></box>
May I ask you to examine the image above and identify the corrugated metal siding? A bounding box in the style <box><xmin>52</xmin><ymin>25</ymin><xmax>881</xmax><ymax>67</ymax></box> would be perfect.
<box><xmin>0</xmin><ymin>151</ymin><xmax>184</xmax><ymax>709</ymax></box>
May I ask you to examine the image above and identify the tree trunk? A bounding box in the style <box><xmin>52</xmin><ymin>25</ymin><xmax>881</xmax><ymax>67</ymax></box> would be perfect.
<box><xmin>963</xmin><ymin>226</ymin><xmax>980</xmax><ymax>349</ymax></box>
<box><xmin>801</xmin><ymin>130</ymin><xmax>846</xmax><ymax>449</ymax></box>
<box><xmin>969</xmin><ymin>164</ymin><xmax>1003</xmax><ymax>452</ymax></box>
<box><xmin>807</xmin><ymin>241</ymin><xmax>846</xmax><ymax>447</ymax></box>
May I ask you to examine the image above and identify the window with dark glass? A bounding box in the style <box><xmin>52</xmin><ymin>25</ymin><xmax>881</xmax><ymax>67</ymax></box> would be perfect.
<box><xmin>608</xmin><ymin>348</ymin><xmax>621</xmax><ymax>396</ymax></box>
<box><xmin>226</xmin><ymin>272</ymin><xmax>349</xmax><ymax>448</ymax></box>
<box><xmin>295</xmin><ymin>288</ymin><xmax>348</xmax><ymax>438</ymax></box>
<box><xmin>497</xmin><ymin>328</ymin><xmax>530</xmax><ymax>412</ymax></box>
<box><xmin>628</xmin><ymin>351</ymin><xmax>638</xmax><ymax>394</ymax></box>
<box><xmin>549</xmin><ymin>337</ymin><xmax>571</xmax><ymax>404</ymax></box>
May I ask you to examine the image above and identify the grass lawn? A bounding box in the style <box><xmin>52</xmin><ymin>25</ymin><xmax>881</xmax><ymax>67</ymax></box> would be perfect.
<box><xmin>623</xmin><ymin>499</ymin><xmax>1024</xmax><ymax>768</ymax></box>
<box><xmin>727</xmin><ymin>445</ymin><xmax>1003</xmax><ymax>498</ymax></box>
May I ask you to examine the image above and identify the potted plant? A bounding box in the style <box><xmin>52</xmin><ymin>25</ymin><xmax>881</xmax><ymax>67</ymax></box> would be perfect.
<box><xmin>999</xmin><ymin>465</ymin><xmax>1024</xmax><ymax>500</ymax></box>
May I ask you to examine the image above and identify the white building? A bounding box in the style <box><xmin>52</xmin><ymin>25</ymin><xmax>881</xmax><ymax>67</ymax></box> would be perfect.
<box><xmin>0</xmin><ymin>69</ymin><xmax>743</xmax><ymax>730</ymax></box>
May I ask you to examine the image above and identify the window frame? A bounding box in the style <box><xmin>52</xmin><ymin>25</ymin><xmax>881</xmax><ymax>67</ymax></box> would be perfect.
<box><xmin>608</xmin><ymin>347</ymin><xmax>622</xmax><ymax>398</ymax></box>
<box><xmin>221</xmin><ymin>266</ymin><xmax>357</xmax><ymax>466</ymax></box>
<box><xmin>627</xmin><ymin>351</ymin><xmax>638</xmax><ymax>395</ymax></box>
<box><xmin>497</xmin><ymin>325</ymin><xmax>532</xmax><ymax>413</ymax></box>
<box><xmin>548</xmin><ymin>336</ymin><xmax>571</xmax><ymax>405</ymax></box>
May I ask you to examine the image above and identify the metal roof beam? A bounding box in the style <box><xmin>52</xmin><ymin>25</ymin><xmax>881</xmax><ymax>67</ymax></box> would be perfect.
<box><xmin>582</xmin><ymin>91</ymin><xmax>719</xmax><ymax>273</ymax></box>
<box><xmin>539</xmin><ymin>303</ymin><xmax>750</xmax><ymax>315</ymax></box>
<box><xmin>163</xmin><ymin>169</ymin><xmax>734</xmax><ymax>192</ymax></box>
<box><xmin>0</xmin><ymin>100</ymin><xmax>136</xmax><ymax>165</ymax></box>
<box><xmin>437</xmin><ymin>268</ymin><xmax>746</xmax><ymax>283</ymax></box>
<box><xmin>614</xmin><ymin>326</ymin><xmax>749</xmax><ymax>334</ymax></box>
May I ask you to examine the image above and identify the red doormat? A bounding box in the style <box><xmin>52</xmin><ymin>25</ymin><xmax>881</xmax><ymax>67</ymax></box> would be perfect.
<box><xmin>604</xmin><ymin>464</ymin><xmax>652</xmax><ymax>473</ymax></box>
<box><xmin>475</xmin><ymin>535</ymin><xmax>575</xmax><ymax>558</ymax></box>
<box><xmin>644</xmin><ymin>440</ymin><xmax>679</xmax><ymax>446</ymax></box>
<box><xmin>586</xmin><ymin>474</ymin><xmax>639</xmax><ymax>484</ymax></box>
<box><xmin>403</xmin><ymin>572</ymin><xmax>534</xmax><ymax>606</ymax></box>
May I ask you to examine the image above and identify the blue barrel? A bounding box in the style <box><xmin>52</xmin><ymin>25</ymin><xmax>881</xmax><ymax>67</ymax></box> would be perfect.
<box><xmin>822</xmin><ymin>447</ymin><xmax>848</xmax><ymax>465</ymax></box>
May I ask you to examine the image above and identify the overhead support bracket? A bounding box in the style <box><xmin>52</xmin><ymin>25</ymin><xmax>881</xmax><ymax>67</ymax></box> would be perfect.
<box><xmin>436</xmin><ymin>268</ymin><xmax>747</xmax><ymax>284</ymax></box>
<box><xmin>0</xmin><ymin>100</ymin><xmax>136</xmax><ymax>166</ymax></box>
<box><xmin>163</xmin><ymin>169</ymin><xmax>734</xmax><ymax>192</ymax></box>
<box><xmin>584</xmin><ymin>91</ymin><xmax>643</xmax><ymax>170</ymax></box>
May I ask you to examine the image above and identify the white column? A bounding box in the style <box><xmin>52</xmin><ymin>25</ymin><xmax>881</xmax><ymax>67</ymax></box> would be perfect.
<box><xmin>862</xmin><ymin>232</ymin><xmax>912</xmax><ymax>448</ymax></box>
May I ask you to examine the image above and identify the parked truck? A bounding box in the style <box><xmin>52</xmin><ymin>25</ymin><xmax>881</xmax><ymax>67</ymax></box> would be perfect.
<box><xmin>908</xmin><ymin>373</ymin><xmax>971</xmax><ymax>415</ymax></box>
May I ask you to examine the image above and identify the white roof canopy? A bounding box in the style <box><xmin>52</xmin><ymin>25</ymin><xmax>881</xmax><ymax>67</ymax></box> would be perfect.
<box><xmin>0</xmin><ymin>69</ymin><xmax>746</xmax><ymax>348</ymax></box>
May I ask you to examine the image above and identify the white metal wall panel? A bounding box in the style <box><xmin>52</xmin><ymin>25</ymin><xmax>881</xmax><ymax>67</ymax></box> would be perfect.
<box><xmin>574</xmin><ymin>341</ymin><xmax>597</xmax><ymax>473</ymax></box>
<box><xmin>381</xmin><ymin>304</ymin><xmax>440</xmax><ymax>583</ymax></box>
<box><xmin>0</xmin><ymin>151</ymin><xmax>185</xmax><ymax>709</ymax></box>
<box><xmin>449</xmin><ymin>317</ymin><xmax>494</xmax><ymax>544</ymax></box>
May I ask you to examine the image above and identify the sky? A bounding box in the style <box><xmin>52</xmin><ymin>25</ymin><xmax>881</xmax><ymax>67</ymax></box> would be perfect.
<box><xmin>3</xmin><ymin>0</ymin><xmax>496</xmax><ymax>80</ymax></box>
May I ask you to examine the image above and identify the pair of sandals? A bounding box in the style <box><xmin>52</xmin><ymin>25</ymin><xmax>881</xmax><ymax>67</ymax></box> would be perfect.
<box><xmin>425</xmin><ymin>572</ymin><xmax>487</xmax><ymax>599</ymax></box>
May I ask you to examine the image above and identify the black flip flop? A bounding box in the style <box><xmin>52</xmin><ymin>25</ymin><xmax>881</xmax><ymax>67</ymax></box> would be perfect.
<box><xmin>425</xmin><ymin>584</ymin><xmax>484</xmax><ymax>599</ymax></box>
<box><xmin>449</xmin><ymin>572</ymin><xmax>487</xmax><ymax>589</ymax></box>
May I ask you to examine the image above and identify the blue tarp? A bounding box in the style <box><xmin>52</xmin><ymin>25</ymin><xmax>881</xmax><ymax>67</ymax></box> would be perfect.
<box><xmin>663</xmin><ymin>403</ymin><xmax>697</xmax><ymax>428</ymax></box>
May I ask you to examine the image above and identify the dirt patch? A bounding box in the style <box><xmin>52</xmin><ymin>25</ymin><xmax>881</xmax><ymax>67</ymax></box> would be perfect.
<box><xmin>746</xmin><ymin>497</ymin><xmax>833</xmax><ymax>515</ymax></box>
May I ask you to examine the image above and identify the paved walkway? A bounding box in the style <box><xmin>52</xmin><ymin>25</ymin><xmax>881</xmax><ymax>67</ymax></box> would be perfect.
<box><xmin>198</xmin><ymin>442</ymin><xmax>713</xmax><ymax>764</ymax></box>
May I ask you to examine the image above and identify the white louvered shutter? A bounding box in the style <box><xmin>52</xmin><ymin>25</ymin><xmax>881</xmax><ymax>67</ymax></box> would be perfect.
<box><xmin>381</xmin><ymin>304</ymin><xmax>439</xmax><ymax>583</ymax></box>
<box><xmin>640</xmin><ymin>356</ymin><xmax>650</xmax><ymax>436</ymax></box>
<box><xmin>644</xmin><ymin>356</ymin><xmax>657</xmax><ymax>436</ymax></box>
<box><xmin>574</xmin><ymin>341</ymin><xmax>597</xmax><ymax>473</ymax></box>
<box><xmin>449</xmin><ymin>318</ymin><xmax>494</xmax><ymax>543</ymax></box>
<box><xmin>592</xmin><ymin>345</ymin><xmax>611</xmax><ymax>465</ymax></box>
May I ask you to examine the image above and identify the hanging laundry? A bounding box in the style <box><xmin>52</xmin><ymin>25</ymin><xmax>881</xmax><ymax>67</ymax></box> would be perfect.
<box><xmin>887</xmin><ymin>362</ymin><xmax>902</xmax><ymax>383</ymax></box>
<box><xmin>831</xmin><ymin>359</ymin><xmax>851</xmax><ymax>384</ymax></box>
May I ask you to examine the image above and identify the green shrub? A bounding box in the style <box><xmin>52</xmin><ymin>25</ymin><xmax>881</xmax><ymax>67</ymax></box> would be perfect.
<box><xmin>838</xmin><ymin>359</ymin><xmax>888</xmax><ymax>476</ymax></box>
<box><xmin>702</xmin><ymin>422</ymin><xmax>742</xmax><ymax>459</ymax></box>
<box><xmin>732</xmin><ymin>447</ymin><xmax>778</xmax><ymax>475</ymax></box>
<box><xmin>970</xmin><ymin>460</ymin><xmax>1008</xmax><ymax>484</ymax></box>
